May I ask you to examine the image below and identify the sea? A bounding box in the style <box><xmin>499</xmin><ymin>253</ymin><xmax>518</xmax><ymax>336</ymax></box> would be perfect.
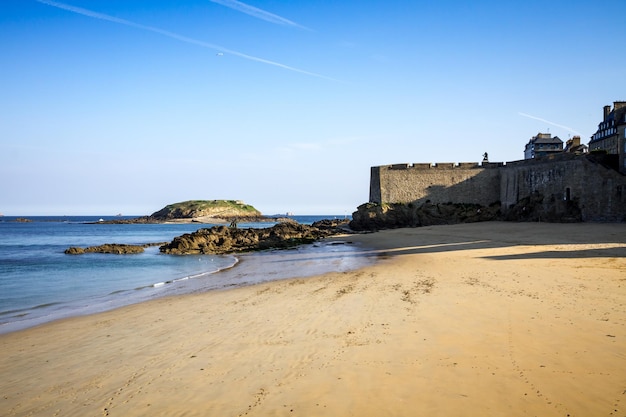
<box><xmin>0</xmin><ymin>215</ymin><xmax>375</xmax><ymax>334</ymax></box>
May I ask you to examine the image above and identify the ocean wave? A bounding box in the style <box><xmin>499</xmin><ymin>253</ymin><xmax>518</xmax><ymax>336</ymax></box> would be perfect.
<box><xmin>149</xmin><ymin>256</ymin><xmax>240</xmax><ymax>288</ymax></box>
<box><xmin>0</xmin><ymin>301</ymin><xmax>64</xmax><ymax>319</ymax></box>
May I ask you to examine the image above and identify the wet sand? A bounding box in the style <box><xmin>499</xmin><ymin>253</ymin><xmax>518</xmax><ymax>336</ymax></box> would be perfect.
<box><xmin>1</xmin><ymin>222</ymin><xmax>625</xmax><ymax>416</ymax></box>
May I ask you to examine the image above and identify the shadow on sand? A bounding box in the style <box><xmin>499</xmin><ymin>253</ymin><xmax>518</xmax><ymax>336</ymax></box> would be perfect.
<box><xmin>264</xmin><ymin>222</ymin><xmax>626</xmax><ymax>266</ymax></box>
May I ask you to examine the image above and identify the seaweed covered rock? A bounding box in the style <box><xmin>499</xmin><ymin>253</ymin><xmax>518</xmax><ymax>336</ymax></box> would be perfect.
<box><xmin>65</xmin><ymin>243</ymin><xmax>148</xmax><ymax>255</ymax></box>
<box><xmin>160</xmin><ymin>222</ymin><xmax>345</xmax><ymax>255</ymax></box>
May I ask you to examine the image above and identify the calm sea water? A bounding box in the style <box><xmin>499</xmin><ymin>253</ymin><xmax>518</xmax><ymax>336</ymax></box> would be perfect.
<box><xmin>0</xmin><ymin>215</ymin><xmax>362</xmax><ymax>334</ymax></box>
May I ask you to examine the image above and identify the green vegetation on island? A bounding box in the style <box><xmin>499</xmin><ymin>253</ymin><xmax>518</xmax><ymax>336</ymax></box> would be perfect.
<box><xmin>149</xmin><ymin>200</ymin><xmax>262</xmax><ymax>221</ymax></box>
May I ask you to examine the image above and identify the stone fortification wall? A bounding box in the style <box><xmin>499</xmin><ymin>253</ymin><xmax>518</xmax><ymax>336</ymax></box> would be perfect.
<box><xmin>370</xmin><ymin>162</ymin><xmax>501</xmax><ymax>206</ymax></box>
<box><xmin>370</xmin><ymin>154</ymin><xmax>626</xmax><ymax>222</ymax></box>
<box><xmin>501</xmin><ymin>155</ymin><xmax>626</xmax><ymax>221</ymax></box>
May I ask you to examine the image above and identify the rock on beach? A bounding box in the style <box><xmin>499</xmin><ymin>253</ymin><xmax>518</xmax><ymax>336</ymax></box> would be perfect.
<box><xmin>159</xmin><ymin>221</ymin><xmax>347</xmax><ymax>255</ymax></box>
<box><xmin>64</xmin><ymin>242</ymin><xmax>165</xmax><ymax>255</ymax></box>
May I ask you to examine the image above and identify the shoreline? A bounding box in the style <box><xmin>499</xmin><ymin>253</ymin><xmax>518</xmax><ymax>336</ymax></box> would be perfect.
<box><xmin>1</xmin><ymin>222</ymin><xmax>625</xmax><ymax>416</ymax></box>
<box><xmin>0</xmin><ymin>237</ymin><xmax>375</xmax><ymax>335</ymax></box>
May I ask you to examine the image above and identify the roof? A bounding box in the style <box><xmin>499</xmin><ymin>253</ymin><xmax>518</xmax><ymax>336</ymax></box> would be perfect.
<box><xmin>528</xmin><ymin>133</ymin><xmax>563</xmax><ymax>145</ymax></box>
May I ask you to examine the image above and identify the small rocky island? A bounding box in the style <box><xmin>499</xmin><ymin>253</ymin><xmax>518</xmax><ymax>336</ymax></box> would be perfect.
<box><xmin>66</xmin><ymin>200</ymin><xmax>350</xmax><ymax>255</ymax></box>
<box><xmin>99</xmin><ymin>200</ymin><xmax>274</xmax><ymax>224</ymax></box>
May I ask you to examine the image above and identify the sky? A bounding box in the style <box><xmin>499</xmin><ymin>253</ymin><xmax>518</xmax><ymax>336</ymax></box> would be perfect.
<box><xmin>1</xmin><ymin>0</ymin><xmax>624</xmax><ymax>216</ymax></box>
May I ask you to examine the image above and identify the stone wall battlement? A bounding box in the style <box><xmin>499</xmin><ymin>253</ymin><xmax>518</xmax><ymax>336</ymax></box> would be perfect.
<box><xmin>386</xmin><ymin>162</ymin><xmax>489</xmax><ymax>170</ymax></box>
<box><xmin>369</xmin><ymin>154</ymin><xmax>626</xmax><ymax>222</ymax></box>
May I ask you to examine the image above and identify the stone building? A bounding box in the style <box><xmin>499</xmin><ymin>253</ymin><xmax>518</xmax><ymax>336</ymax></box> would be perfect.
<box><xmin>563</xmin><ymin>136</ymin><xmax>587</xmax><ymax>154</ymax></box>
<box><xmin>524</xmin><ymin>133</ymin><xmax>563</xmax><ymax>159</ymax></box>
<box><xmin>589</xmin><ymin>101</ymin><xmax>626</xmax><ymax>174</ymax></box>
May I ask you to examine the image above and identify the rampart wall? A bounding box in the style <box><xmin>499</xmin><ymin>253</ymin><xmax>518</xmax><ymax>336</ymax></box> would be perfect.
<box><xmin>370</xmin><ymin>154</ymin><xmax>626</xmax><ymax>222</ymax></box>
<box><xmin>370</xmin><ymin>163</ymin><xmax>501</xmax><ymax>207</ymax></box>
<box><xmin>501</xmin><ymin>155</ymin><xmax>626</xmax><ymax>221</ymax></box>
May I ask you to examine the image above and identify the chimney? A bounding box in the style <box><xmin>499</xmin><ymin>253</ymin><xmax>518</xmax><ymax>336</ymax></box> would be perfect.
<box><xmin>613</xmin><ymin>101</ymin><xmax>626</xmax><ymax>111</ymax></box>
<box><xmin>604</xmin><ymin>105</ymin><xmax>611</xmax><ymax>121</ymax></box>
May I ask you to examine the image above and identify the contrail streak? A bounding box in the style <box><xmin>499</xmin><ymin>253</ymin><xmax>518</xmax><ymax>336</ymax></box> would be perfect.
<box><xmin>35</xmin><ymin>0</ymin><xmax>332</xmax><ymax>80</ymax></box>
<box><xmin>518</xmin><ymin>112</ymin><xmax>581</xmax><ymax>135</ymax></box>
<box><xmin>209</xmin><ymin>0</ymin><xmax>311</xmax><ymax>31</ymax></box>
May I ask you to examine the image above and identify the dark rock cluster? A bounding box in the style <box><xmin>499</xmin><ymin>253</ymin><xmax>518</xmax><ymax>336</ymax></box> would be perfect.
<box><xmin>349</xmin><ymin>201</ymin><xmax>501</xmax><ymax>231</ymax></box>
<box><xmin>349</xmin><ymin>192</ymin><xmax>586</xmax><ymax>231</ymax></box>
<box><xmin>65</xmin><ymin>242</ymin><xmax>165</xmax><ymax>255</ymax></box>
<box><xmin>65</xmin><ymin>220</ymin><xmax>350</xmax><ymax>256</ymax></box>
<box><xmin>501</xmin><ymin>191</ymin><xmax>582</xmax><ymax>223</ymax></box>
<box><xmin>159</xmin><ymin>221</ymin><xmax>348</xmax><ymax>255</ymax></box>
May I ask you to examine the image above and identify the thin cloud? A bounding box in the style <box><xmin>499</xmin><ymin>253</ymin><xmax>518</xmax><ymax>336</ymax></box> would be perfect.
<box><xmin>288</xmin><ymin>142</ymin><xmax>322</xmax><ymax>151</ymax></box>
<box><xmin>35</xmin><ymin>0</ymin><xmax>332</xmax><ymax>80</ymax></box>
<box><xmin>274</xmin><ymin>142</ymin><xmax>320</xmax><ymax>157</ymax></box>
<box><xmin>518</xmin><ymin>112</ymin><xmax>581</xmax><ymax>135</ymax></box>
<box><xmin>209</xmin><ymin>0</ymin><xmax>311</xmax><ymax>31</ymax></box>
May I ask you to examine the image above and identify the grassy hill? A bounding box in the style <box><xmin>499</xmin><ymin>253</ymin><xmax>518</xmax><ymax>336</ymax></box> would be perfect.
<box><xmin>150</xmin><ymin>200</ymin><xmax>261</xmax><ymax>220</ymax></box>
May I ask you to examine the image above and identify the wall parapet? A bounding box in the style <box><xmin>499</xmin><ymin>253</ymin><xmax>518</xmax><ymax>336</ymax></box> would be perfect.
<box><xmin>382</xmin><ymin>162</ymin><xmax>493</xmax><ymax>170</ymax></box>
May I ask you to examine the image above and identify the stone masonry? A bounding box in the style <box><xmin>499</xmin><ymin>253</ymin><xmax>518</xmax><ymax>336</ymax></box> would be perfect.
<box><xmin>370</xmin><ymin>154</ymin><xmax>626</xmax><ymax>222</ymax></box>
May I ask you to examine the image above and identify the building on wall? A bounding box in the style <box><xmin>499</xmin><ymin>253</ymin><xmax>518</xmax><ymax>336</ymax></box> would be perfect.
<box><xmin>589</xmin><ymin>101</ymin><xmax>626</xmax><ymax>174</ymax></box>
<box><xmin>366</xmin><ymin>104</ymin><xmax>626</xmax><ymax>223</ymax></box>
<box><xmin>524</xmin><ymin>133</ymin><xmax>563</xmax><ymax>159</ymax></box>
<box><xmin>564</xmin><ymin>136</ymin><xmax>587</xmax><ymax>154</ymax></box>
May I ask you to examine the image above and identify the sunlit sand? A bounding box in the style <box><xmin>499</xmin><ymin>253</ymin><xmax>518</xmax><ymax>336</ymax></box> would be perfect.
<box><xmin>1</xmin><ymin>222</ymin><xmax>625</xmax><ymax>416</ymax></box>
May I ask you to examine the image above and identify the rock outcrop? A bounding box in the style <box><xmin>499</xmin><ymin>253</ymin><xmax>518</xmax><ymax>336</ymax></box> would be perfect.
<box><xmin>501</xmin><ymin>191</ymin><xmax>582</xmax><ymax>223</ymax></box>
<box><xmin>65</xmin><ymin>219</ymin><xmax>350</xmax><ymax>256</ymax></box>
<box><xmin>349</xmin><ymin>201</ymin><xmax>501</xmax><ymax>231</ymax></box>
<box><xmin>160</xmin><ymin>221</ymin><xmax>348</xmax><ymax>255</ymax></box>
<box><xmin>65</xmin><ymin>242</ymin><xmax>165</xmax><ymax>255</ymax></box>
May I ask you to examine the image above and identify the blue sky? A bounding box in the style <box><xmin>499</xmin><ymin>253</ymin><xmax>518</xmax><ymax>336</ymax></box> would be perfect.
<box><xmin>1</xmin><ymin>0</ymin><xmax>623</xmax><ymax>215</ymax></box>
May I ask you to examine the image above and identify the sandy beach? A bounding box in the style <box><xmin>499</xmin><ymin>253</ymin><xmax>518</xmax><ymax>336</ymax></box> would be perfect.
<box><xmin>1</xmin><ymin>222</ymin><xmax>625</xmax><ymax>417</ymax></box>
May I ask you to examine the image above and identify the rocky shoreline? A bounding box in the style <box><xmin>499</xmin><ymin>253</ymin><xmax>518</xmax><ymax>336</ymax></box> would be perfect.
<box><xmin>160</xmin><ymin>220</ymin><xmax>349</xmax><ymax>255</ymax></box>
<box><xmin>62</xmin><ymin>195</ymin><xmax>589</xmax><ymax>256</ymax></box>
<box><xmin>65</xmin><ymin>219</ymin><xmax>351</xmax><ymax>255</ymax></box>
